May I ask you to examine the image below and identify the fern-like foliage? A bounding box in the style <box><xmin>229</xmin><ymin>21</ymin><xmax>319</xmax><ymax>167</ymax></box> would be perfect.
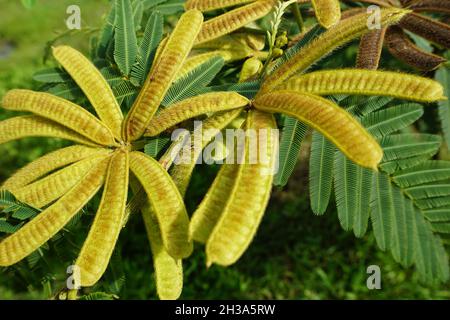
<box><xmin>302</xmin><ymin>96</ymin><xmax>450</xmax><ymax>283</ymax></box>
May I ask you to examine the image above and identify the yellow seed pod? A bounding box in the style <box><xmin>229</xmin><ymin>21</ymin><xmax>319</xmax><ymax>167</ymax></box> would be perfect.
<box><xmin>2</xmin><ymin>145</ymin><xmax>105</xmax><ymax>192</ymax></box>
<box><xmin>185</xmin><ymin>0</ymin><xmax>256</xmax><ymax>11</ymax></box>
<box><xmin>261</xmin><ymin>8</ymin><xmax>410</xmax><ymax>92</ymax></box>
<box><xmin>233</xmin><ymin>33</ymin><xmax>266</xmax><ymax>51</ymax></box>
<box><xmin>129</xmin><ymin>152</ymin><xmax>192</xmax><ymax>259</ymax></box>
<box><xmin>170</xmin><ymin>109</ymin><xmax>243</xmax><ymax>197</ymax></box>
<box><xmin>76</xmin><ymin>150</ymin><xmax>129</xmax><ymax>287</ymax></box>
<box><xmin>206</xmin><ymin>110</ymin><xmax>277</xmax><ymax>266</ymax></box>
<box><xmin>145</xmin><ymin>92</ymin><xmax>249</xmax><ymax>137</ymax></box>
<box><xmin>239</xmin><ymin>57</ymin><xmax>263</xmax><ymax>82</ymax></box>
<box><xmin>12</xmin><ymin>152</ymin><xmax>112</xmax><ymax>208</ymax></box>
<box><xmin>142</xmin><ymin>204</ymin><xmax>183</xmax><ymax>300</ymax></box>
<box><xmin>125</xmin><ymin>10</ymin><xmax>204</xmax><ymax>141</ymax></box>
<box><xmin>195</xmin><ymin>0</ymin><xmax>277</xmax><ymax>45</ymax></box>
<box><xmin>190</xmin><ymin>163</ymin><xmax>240</xmax><ymax>243</ymax></box>
<box><xmin>2</xmin><ymin>89</ymin><xmax>117</xmax><ymax>146</ymax></box>
<box><xmin>311</xmin><ymin>0</ymin><xmax>341</xmax><ymax>28</ymax></box>
<box><xmin>0</xmin><ymin>157</ymin><xmax>109</xmax><ymax>267</ymax></box>
<box><xmin>282</xmin><ymin>69</ymin><xmax>446</xmax><ymax>102</ymax></box>
<box><xmin>254</xmin><ymin>90</ymin><xmax>383</xmax><ymax>170</ymax></box>
<box><xmin>52</xmin><ymin>46</ymin><xmax>123</xmax><ymax>140</ymax></box>
<box><xmin>0</xmin><ymin>115</ymin><xmax>100</xmax><ymax>147</ymax></box>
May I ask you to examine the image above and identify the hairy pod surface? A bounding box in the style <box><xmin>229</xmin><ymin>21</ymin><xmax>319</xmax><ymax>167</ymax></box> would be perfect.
<box><xmin>190</xmin><ymin>163</ymin><xmax>241</xmax><ymax>243</ymax></box>
<box><xmin>356</xmin><ymin>27</ymin><xmax>387</xmax><ymax>70</ymax></box>
<box><xmin>185</xmin><ymin>0</ymin><xmax>257</xmax><ymax>11</ymax></box>
<box><xmin>0</xmin><ymin>158</ymin><xmax>109</xmax><ymax>266</ymax></box>
<box><xmin>386</xmin><ymin>26</ymin><xmax>446</xmax><ymax>70</ymax></box>
<box><xmin>206</xmin><ymin>110</ymin><xmax>277</xmax><ymax>266</ymax></box>
<box><xmin>254</xmin><ymin>91</ymin><xmax>383</xmax><ymax>169</ymax></box>
<box><xmin>410</xmin><ymin>0</ymin><xmax>450</xmax><ymax>14</ymax></box>
<box><xmin>311</xmin><ymin>0</ymin><xmax>341</xmax><ymax>28</ymax></box>
<box><xmin>52</xmin><ymin>46</ymin><xmax>123</xmax><ymax>140</ymax></box>
<box><xmin>170</xmin><ymin>109</ymin><xmax>243</xmax><ymax>197</ymax></box>
<box><xmin>125</xmin><ymin>10</ymin><xmax>203</xmax><ymax>141</ymax></box>
<box><xmin>0</xmin><ymin>115</ymin><xmax>100</xmax><ymax>147</ymax></box>
<box><xmin>145</xmin><ymin>92</ymin><xmax>249</xmax><ymax>136</ymax></box>
<box><xmin>12</xmin><ymin>152</ymin><xmax>111</xmax><ymax>208</ymax></box>
<box><xmin>129</xmin><ymin>152</ymin><xmax>192</xmax><ymax>259</ymax></box>
<box><xmin>142</xmin><ymin>204</ymin><xmax>183</xmax><ymax>300</ymax></box>
<box><xmin>261</xmin><ymin>8</ymin><xmax>409</xmax><ymax>92</ymax></box>
<box><xmin>195</xmin><ymin>0</ymin><xmax>277</xmax><ymax>44</ymax></box>
<box><xmin>400</xmin><ymin>13</ymin><xmax>450</xmax><ymax>48</ymax></box>
<box><xmin>281</xmin><ymin>69</ymin><xmax>446</xmax><ymax>102</ymax></box>
<box><xmin>2</xmin><ymin>89</ymin><xmax>116</xmax><ymax>146</ymax></box>
<box><xmin>76</xmin><ymin>151</ymin><xmax>129</xmax><ymax>286</ymax></box>
<box><xmin>2</xmin><ymin>145</ymin><xmax>105</xmax><ymax>192</ymax></box>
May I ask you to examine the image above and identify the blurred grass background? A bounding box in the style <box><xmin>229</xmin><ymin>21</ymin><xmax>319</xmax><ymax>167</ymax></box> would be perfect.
<box><xmin>0</xmin><ymin>0</ymin><xmax>449</xmax><ymax>299</ymax></box>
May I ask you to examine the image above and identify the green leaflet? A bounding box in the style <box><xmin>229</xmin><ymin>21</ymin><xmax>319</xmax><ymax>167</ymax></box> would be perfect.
<box><xmin>334</xmin><ymin>151</ymin><xmax>372</xmax><ymax>237</ymax></box>
<box><xmin>392</xmin><ymin>161</ymin><xmax>450</xmax><ymax>188</ymax></box>
<box><xmin>47</xmin><ymin>82</ymin><xmax>83</xmax><ymax>101</ymax></box>
<box><xmin>114</xmin><ymin>0</ymin><xmax>138</xmax><ymax>75</ymax></box>
<box><xmin>309</xmin><ymin>132</ymin><xmax>334</xmax><ymax>215</ymax></box>
<box><xmin>406</xmin><ymin>183</ymin><xmax>450</xmax><ymax>199</ymax></box>
<box><xmin>162</xmin><ymin>56</ymin><xmax>225</xmax><ymax>107</ymax></box>
<box><xmin>370</xmin><ymin>172</ymin><xmax>394</xmax><ymax>251</ymax></box>
<box><xmin>274</xmin><ymin>116</ymin><xmax>307</xmax><ymax>187</ymax></box>
<box><xmin>390</xmin><ymin>185</ymin><xmax>414</xmax><ymax>267</ymax></box>
<box><xmin>362</xmin><ymin>103</ymin><xmax>424</xmax><ymax>139</ymax></box>
<box><xmin>436</xmin><ymin>64</ymin><xmax>450</xmax><ymax>149</ymax></box>
<box><xmin>423</xmin><ymin>207</ymin><xmax>450</xmax><ymax>222</ymax></box>
<box><xmin>97</xmin><ymin>6</ymin><xmax>116</xmax><ymax>59</ymax></box>
<box><xmin>144</xmin><ymin>137</ymin><xmax>171</xmax><ymax>158</ymax></box>
<box><xmin>153</xmin><ymin>0</ymin><xmax>185</xmax><ymax>15</ymax></box>
<box><xmin>130</xmin><ymin>11</ymin><xmax>164</xmax><ymax>86</ymax></box>
<box><xmin>132</xmin><ymin>0</ymin><xmax>144</xmax><ymax>31</ymax></box>
<box><xmin>345</xmin><ymin>96</ymin><xmax>393</xmax><ymax>117</ymax></box>
<box><xmin>379</xmin><ymin>134</ymin><xmax>442</xmax><ymax>174</ymax></box>
<box><xmin>33</xmin><ymin>68</ymin><xmax>71</xmax><ymax>83</ymax></box>
<box><xmin>100</xmin><ymin>66</ymin><xmax>124</xmax><ymax>88</ymax></box>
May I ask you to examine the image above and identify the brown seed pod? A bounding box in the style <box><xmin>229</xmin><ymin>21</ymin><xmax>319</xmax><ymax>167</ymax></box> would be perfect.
<box><xmin>400</xmin><ymin>12</ymin><xmax>450</xmax><ymax>48</ymax></box>
<box><xmin>386</xmin><ymin>25</ymin><xmax>446</xmax><ymax>70</ymax></box>
<box><xmin>356</xmin><ymin>27</ymin><xmax>387</xmax><ymax>70</ymax></box>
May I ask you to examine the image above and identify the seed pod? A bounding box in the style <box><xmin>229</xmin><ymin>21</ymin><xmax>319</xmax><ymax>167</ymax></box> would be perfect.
<box><xmin>254</xmin><ymin>90</ymin><xmax>383</xmax><ymax>170</ymax></box>
<box><xmin>400</xmin><ymin>12</ymin><xmax>450</xmax><ymax>48</ymax></box>
<box><xmin>145</xmin><ymin>92</ymin><xmax>249</xmax><ymax>137</ymax></box>
<box><xmin>0</xmin><ymin>115</ymin><xmax>99</xmax><ymax>147</ymax></box>
<box><xmin>12</xmin><ymin>152</ymin><xmax>112</xmax><ymax>208</ymax></box>
<box><xmin>52</xmin><ymin>46</ymin><xmax>123</xmax><ymax>140</ymax></box>
<box><xmin>410</xmin><ymin>0</ymin><xmax>450</xmax><ymax>14</ymax></box>
<box><xmin>261</xmin><ymin>8</ymin><xmax>410</xmax><ymax>92</ymax></box>
<box><xmin>2</xmin><ymin>89</ymin><xmax>116</xmax><ymax>146</ymax></box>
<box><xmin>125</xmin><ymin>10</ymin><xmax>204</xmax><ymax>141</ymax></box>
<box><xmin>185</xmin><ymin>0</ymin><xmax>257</xmax><ymax>11</ymax></box>
<box><xmin>195</xmin><ymin>0</ymin><xmax>277</xmax><ymax>45</ymax></box>
<box><xmin>171</xmin><ymin>109</ymin><xmax>243</xmax><ymax>197</ymax></box>
<box><xmin>311</xmin><ymin>0</ymin><xmax>341</xmax><ymax>28</ymax></box>
<box><xmin>0</xmin><ymin>158</ymin><xmax>109</xmax><ymax>267</ymax></box>
<box><xmin>205</xmin><ymin>110</ymin><xmax>277</xmax><ymax>266</ymax></box>
<box><xmin>386</xmin><ymin>26</ymin><xmax>446</xmax><ymax>71</ymax></box>
<box><xmin>239</xmin><ymin>57</ymin><xmax>263</xmax><ymax>82</ymax></box>
<box><xmin>2</xmin><ymin>145</ymin><xmax>105</xmax><ymax>192</ymax></box>
<box><xmin>76</xmin><ymin>151</ymin><xmax>129</xmax><ymax>286</ymax></box>
<box><xmin>129</xmin><ymin>152</ymin><xmax>192</xmax><ymax>259</ymax></box>
<box><xmin>281</xmin><ymin>69</ymin><xmax>445</xmax><ymax>102</ymax></box>
<box><xmin>142</xmin><ymin>203</ymin><xmax>183</xmax><ymax>300</ymax></box>
<box><xmin>190</xmin><ymin>163</ymin><xmax>241</xmax><ymax>243</ymax></box>
<box><xmin>356</xmin><ymin>27</ymin><xmax>387</xmax><ymax>70</ymax></box>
